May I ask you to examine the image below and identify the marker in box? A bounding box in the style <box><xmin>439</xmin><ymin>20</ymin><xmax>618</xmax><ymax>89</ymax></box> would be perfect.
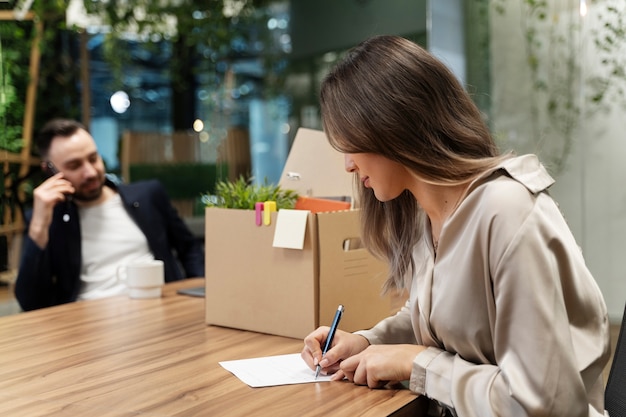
<box><xmin>263</xmin><ymin>201</ymin><xmax>276</xmax><ymax>226</ymax></box>
<box><xmin>255</xmin><ymin>202</ymin><xmax>264</xmax><ymax>226</ymax></box>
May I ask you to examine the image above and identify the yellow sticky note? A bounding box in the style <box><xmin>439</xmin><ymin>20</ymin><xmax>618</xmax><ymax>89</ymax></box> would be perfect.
<box><xmin>272</xmin><ymin>209</ymin><xmax>309</xmax><ymax>249</ymax></box>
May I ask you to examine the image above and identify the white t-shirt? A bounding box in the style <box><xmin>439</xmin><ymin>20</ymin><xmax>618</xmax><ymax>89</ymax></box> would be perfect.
<box><xmin>78</xmin><ymin>194</ymin><xmax>154</xmax><ymax>300</ymax></box>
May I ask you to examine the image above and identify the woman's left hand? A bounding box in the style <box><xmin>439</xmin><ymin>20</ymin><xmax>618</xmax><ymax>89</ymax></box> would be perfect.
<box><xmin>333</xmin><ymin>344</ymin><xmax>426</xmax><ymax>388</ymax></box>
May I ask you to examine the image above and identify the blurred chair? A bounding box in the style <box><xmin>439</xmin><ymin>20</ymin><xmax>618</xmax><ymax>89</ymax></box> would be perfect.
<box><xmin>605</xmin><ymin>302</ymin><xmax>626</xmax><ymax>417</ymax></box>
<box><xmin>121</xmin><ymin>130</ymin><xmax>200</xmax><ymax>181</ymax></box>
<box><xmin>120</xmin><ymin>130</ymin><xmax>224</xmax><ymax>218</ymax></box>
<box><xmin>218</xmin><ymin>126</ymin><xmax>251</xmax><ymax>182</ymax></box>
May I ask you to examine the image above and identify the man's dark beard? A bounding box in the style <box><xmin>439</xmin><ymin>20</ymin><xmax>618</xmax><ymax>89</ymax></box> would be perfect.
<box><xmin>73</xmin><ymin>183</ymin><xmax>104</xmax><ymax>202</ymax></box>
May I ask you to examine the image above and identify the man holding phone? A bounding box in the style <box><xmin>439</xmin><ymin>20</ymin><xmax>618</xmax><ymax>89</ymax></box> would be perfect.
<box><xmin>15</xmin><ymin>118</ymin><xmax>205</xmax><ymax>311</ymax></box>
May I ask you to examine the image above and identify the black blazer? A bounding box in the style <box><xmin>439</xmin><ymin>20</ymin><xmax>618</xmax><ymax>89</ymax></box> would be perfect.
<box><xmin>15</xmin><ymin>179</ymin><xmax>205</xmax><ymax>311</ymax></box>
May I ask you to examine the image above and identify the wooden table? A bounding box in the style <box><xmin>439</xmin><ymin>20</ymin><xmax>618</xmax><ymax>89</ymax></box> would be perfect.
<box><xmin>0</xmin><ymin>279</ymin><xmax>423</xmax><ymax>416</ymax></box>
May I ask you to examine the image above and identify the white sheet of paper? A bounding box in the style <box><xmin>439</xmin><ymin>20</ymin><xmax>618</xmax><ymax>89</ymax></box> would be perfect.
<box><xmin>272</xmin><ymin>209</ymin><xmax>310</xmax><ymax>249</ymax></box>
<box><xmin>219</xmin><ymin>353</ymin><xmax>333</xmax><ymax>387</ymax></box>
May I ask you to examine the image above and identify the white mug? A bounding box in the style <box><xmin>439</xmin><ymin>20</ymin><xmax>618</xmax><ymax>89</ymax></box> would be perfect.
<box><xmin>118</xmin><ymin>260</ymin><xmax>165</xmax><ymax>299</ymax></box>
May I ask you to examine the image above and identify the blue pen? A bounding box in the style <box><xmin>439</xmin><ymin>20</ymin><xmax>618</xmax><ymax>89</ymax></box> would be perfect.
<box><xmin>315</xmin><ymin>304</ymin><xmax>345</xmax><ymax>379</ymax></box>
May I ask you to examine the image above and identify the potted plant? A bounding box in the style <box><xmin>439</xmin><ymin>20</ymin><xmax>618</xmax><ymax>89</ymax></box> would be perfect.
<box><xmin>201</xmin><ymin>175</ymin><xmax>298</xmax><ymax>210</ymax></box>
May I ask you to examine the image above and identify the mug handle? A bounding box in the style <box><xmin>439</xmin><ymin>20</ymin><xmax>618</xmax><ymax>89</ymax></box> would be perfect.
<box><xmin>117</xmin><ymin>265</ymin><xmax>127</xmax><ymax>281</ymax></box>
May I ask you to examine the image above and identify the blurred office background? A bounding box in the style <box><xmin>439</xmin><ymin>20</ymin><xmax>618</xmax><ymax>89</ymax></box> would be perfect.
<box><xmin>0</xmin><ymin>0</ymin><xmax>625</xmax><ymax>321</ymax></box>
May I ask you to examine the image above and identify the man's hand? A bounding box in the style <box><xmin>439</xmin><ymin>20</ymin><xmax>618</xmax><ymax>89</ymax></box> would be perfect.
<box><xmin>28</xmin><ymin>173</ymin><xmax>75</xmax><ymax>248</ymax></box>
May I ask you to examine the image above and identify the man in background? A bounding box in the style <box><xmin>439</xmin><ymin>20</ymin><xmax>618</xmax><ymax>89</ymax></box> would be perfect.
<box><xmin>15</xmin><ymin>118</ymin><xmax>204</xmax><ymax>310</ymax></box>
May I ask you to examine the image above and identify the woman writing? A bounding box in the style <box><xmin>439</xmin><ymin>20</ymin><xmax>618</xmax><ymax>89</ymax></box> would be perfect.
<box><xmin>301</xmin><ymin>35</ymin><xmax>610</xmax><ymax>417</ymax></box>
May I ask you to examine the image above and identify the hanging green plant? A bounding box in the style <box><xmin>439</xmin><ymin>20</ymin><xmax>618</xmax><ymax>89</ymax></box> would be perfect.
<box><xmin>493</xmin><ymin>0</ymin><xmax>626</xmax><ymax>174</ymax></box>
<box><xmin>81</xmin><ymin>0</ymin><xmax>283</xmax><ymax>92</ymax></box>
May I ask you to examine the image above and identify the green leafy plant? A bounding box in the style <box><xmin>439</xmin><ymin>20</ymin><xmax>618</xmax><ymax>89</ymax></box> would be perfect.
<box><xmin>80</xmin><ymin>0</ymin><xmax>289</xmax><ymax>130</ymax></box>
<box><xmin>202</xmin><ymin>175</ymin><xmax>298</xmax><ymax>210</ymax></box>
<box><xmin>0</xmin><ymin>19</ymin><xmax>28</xmax><ymax>152</ymax></box>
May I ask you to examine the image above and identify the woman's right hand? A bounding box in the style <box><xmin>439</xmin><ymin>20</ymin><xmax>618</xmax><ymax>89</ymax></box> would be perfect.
<box><xmin>301</xmin><ymin>327</ymin><xmax>370</xmax><ymax>377</ymax></box>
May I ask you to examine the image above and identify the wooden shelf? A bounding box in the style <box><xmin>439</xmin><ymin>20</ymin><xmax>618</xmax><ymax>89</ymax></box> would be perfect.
<box><xmin>0</xmin><ymin>223</ymin><xmax>24</xmax><ymax>235</ymax></box>
<box><xmin>0</xmin><ymin>11</ymin><xmax>35</xmax><ymax>21</ymax></box>
<box><xmin>1</xmin><ymin>11</ymin><xmax>42</xmax><ymax>244</ymax></box>
<box><xmin>0</xmin><ymin>150</ymin><xmax>40</xmax><ymax>166</ymax></box>
<box><xmin>0</xmin><ymin>269</ymin><xmax>16</xmax><ymax>285</ymax></box>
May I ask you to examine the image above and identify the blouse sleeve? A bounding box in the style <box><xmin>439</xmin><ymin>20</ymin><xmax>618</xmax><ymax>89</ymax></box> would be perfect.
<box><xmin>355</xmin><ymin>299</ymin><xmax>418</xmax><ymax>345</ymax></box>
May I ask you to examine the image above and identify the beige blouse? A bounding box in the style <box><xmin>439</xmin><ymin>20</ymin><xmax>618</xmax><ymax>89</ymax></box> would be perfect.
<box><xmin>357</xmin><ymin>155</ymin><xmax>610</xmax><ymax>417</ymax></box>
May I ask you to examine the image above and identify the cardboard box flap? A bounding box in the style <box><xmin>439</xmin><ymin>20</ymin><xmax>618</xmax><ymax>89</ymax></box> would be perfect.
<box><xmin>279</xmin><ymin>128</ymin><xmax>353</xmax><ymax>198</ymax></box>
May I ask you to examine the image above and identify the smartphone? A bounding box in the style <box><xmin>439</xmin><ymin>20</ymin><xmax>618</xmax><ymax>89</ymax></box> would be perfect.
<box><xmin>45</xmin><ymin>161</ymin><xmax>63</xmax><ymax>177</ymax></box>
<box><xmin>177</xmin><ymin>286</ymin><xmax>205</xmax><ymax>298</ymax></box>
<box><xmin>45</xmin><ymin>161</ymin><xmax>73</xmax><ymax>222</ymax></box>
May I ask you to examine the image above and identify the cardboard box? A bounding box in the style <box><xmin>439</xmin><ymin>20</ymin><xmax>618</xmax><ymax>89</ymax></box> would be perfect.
<box><xmin>204</xmin><ymin>128</ymin><xmax>400</xmax><ymax>339</ymax></box>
